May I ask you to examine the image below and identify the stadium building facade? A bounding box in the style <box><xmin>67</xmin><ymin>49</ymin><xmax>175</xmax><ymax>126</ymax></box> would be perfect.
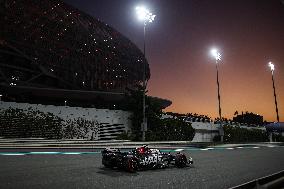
<box><xmin>0</xmin><ymin>0</ymin><xmax>171</xmax><ymax>108</ymax></box>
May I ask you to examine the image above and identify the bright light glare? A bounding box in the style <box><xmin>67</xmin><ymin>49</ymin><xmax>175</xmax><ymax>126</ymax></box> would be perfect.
<box><xmin>136</xmin><ymin>6</ymin><xmax>156</xmax><ymax>23</ymax></box>
<box><xmin>268</xmin><ymin>62</ymin><xmax>275</xmax><ymax>72</ymax></box>
<box><xmin>211</xmin><ymin>48</ymin><xmax>221</xmax><ymax>61</ymax></box>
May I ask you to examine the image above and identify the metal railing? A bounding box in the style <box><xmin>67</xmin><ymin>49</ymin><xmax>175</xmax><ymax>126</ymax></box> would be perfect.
<box><xmin>230</xmin><ymin>170</ymin><xmax>284</xmax><ymax>189</ymax></box>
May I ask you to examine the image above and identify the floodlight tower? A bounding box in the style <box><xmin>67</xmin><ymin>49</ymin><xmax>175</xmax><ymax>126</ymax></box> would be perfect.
<box><xmin>135</xmin><ymin>6</ymin><xmax>156</xmax><ymax>141</ymax></box>
<box><xmin>268</xmin><ymin>62</ymin><xmax>280</xmax><ymax>122</ymax></box>
<box><xmin>211</xmin><ymin>49</ymin><xmax>222</xmax><ymax>122</ymax></box>
<box><xmin>210</xmin><ymin>48</ymin><xmax>223</xmax><ymax>142</ymax></box>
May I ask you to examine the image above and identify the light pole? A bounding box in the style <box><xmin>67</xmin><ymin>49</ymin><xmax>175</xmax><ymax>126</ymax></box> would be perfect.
<box><xmin>135</xmin><ymin>6</ymin><xmax>156</xmax><ymax>141</ymax></box>
<box><xmin>210</xmin><ymin>48</ymin><xmax>223</xmax><ymax>142</ymax></box>
<box><xmin>268</xmin><ymin>62</ymin><xmax>280</xmax><ymax>122</ymax></box>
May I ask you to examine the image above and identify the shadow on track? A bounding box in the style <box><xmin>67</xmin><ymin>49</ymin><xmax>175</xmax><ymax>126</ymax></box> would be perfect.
<box><xmin>97</xmin><ymin>167</ymin><xmax>139</xmax><ymax>177</ymax></box>
<box><xmin>96</xmin><ymin>165</ymin><xmax>194</xmax><ymax>177</ymax></box>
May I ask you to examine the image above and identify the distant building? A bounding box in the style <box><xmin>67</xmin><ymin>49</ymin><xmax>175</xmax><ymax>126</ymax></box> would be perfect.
<box><xmin>233</xmin><ymin>112</ymin><xmax>263</xmax><ymax>126</ymax></box>
<box><xmin>265</xmin><ymin>122</ymin><xmax>284</xmax><ymax>133</ymax></box>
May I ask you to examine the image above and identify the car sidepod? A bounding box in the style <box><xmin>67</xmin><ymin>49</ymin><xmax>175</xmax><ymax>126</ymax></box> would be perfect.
<box><xmin>124</xmin><ymin>156</ymin><xmax>138</xmax><ymax>173</ymax></box>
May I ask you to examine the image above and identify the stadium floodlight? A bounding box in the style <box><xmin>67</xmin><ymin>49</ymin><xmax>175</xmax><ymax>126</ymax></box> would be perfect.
<box><xmin>211</xmin><ymin>48</ymin><xmax>221</xmax><ymax>61</ymax></box>
<box><xmin>268</xmin><ymin>62</ymin><xmax>279</xmax><ymax>123</ymax></box>
<box><xmin>136</xmin><ymin>6</ymin><xmax>156</xmax><ymax>23</ymax></box>
<box><xmin>135</xmin><ymin>5</ymin><xmax>156</xmax><ymax>141</ymax></box>
<box><xmin>210</xmin><ymin>47</ymin><xmax>223</xmax><ymax>142</ymax></box>
<box><xmin>268</xmin><ymin>62</ymin><xmax>275</xmax><ymax>73</ymax></box>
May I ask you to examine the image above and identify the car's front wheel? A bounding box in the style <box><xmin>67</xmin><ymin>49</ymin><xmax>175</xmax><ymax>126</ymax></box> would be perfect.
<box><xmin>175</xmin><ymin>154</ymin><xmax>187</xmax><ymax>168</ymax></box>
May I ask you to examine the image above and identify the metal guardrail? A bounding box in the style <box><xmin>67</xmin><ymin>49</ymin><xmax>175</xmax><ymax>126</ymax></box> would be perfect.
<box><xmin>229</xmin><ymin>170</ymin><xmax>284</xmax><ymax>189</ymax></box>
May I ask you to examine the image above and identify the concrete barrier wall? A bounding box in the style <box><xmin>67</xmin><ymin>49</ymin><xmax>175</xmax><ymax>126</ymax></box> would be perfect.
<box><xmin>186</xmin><ymin>121</ymin><xmax>266</xmax><ymax>142</ymax></box>
<box><xmin>190</xmin><ymin>122</ymin><xmax>219</xmax><ymax>142</ymax></box>
<box><xmin>0</xmin><ymin>101</ymin><xmax>132</xmax><ymax>140</ymax></box>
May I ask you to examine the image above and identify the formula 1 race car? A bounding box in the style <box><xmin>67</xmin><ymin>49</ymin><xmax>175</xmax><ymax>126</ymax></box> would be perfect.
<box><xmin>101</xmin><ymin>145</ymin><xmax>193</xmax><ymax>172</ymax></box>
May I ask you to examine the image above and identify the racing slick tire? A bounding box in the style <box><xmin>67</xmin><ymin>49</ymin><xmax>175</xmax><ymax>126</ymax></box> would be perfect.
<box><xmin>175</xmin><ymin>154</ymin><xmax>187</xmax><ymax>168</ymax></box>
<box><xmin>102</xmin><ymin>155</ymin><xmax>116</xmax><ymax>168</ymax></box>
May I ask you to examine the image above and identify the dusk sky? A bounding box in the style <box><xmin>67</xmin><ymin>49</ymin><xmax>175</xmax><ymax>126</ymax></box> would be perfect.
<box><xmin>64</xmin><ymin>0</ymin><xmax>284</xmax><ymax>122</ymax></box>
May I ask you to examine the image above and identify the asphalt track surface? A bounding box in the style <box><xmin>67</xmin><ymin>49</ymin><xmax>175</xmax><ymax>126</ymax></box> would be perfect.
<box><xmin>0</xmin><ymin>146</ymin><xmax>284</xmax><ymax>189</ymax></box>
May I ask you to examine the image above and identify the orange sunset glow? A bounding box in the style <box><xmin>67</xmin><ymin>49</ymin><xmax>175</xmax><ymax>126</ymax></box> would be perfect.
<box><xmin>66</xmin><ymin>0</ymin><xmax>284</xmax><ymax>122</ymax></box>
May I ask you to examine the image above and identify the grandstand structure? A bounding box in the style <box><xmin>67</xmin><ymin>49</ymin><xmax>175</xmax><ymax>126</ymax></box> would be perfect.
<box><xmin>0</xmin><ymin>0</ymin><xmax>171</xmax><ymax>108</ymax></box>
